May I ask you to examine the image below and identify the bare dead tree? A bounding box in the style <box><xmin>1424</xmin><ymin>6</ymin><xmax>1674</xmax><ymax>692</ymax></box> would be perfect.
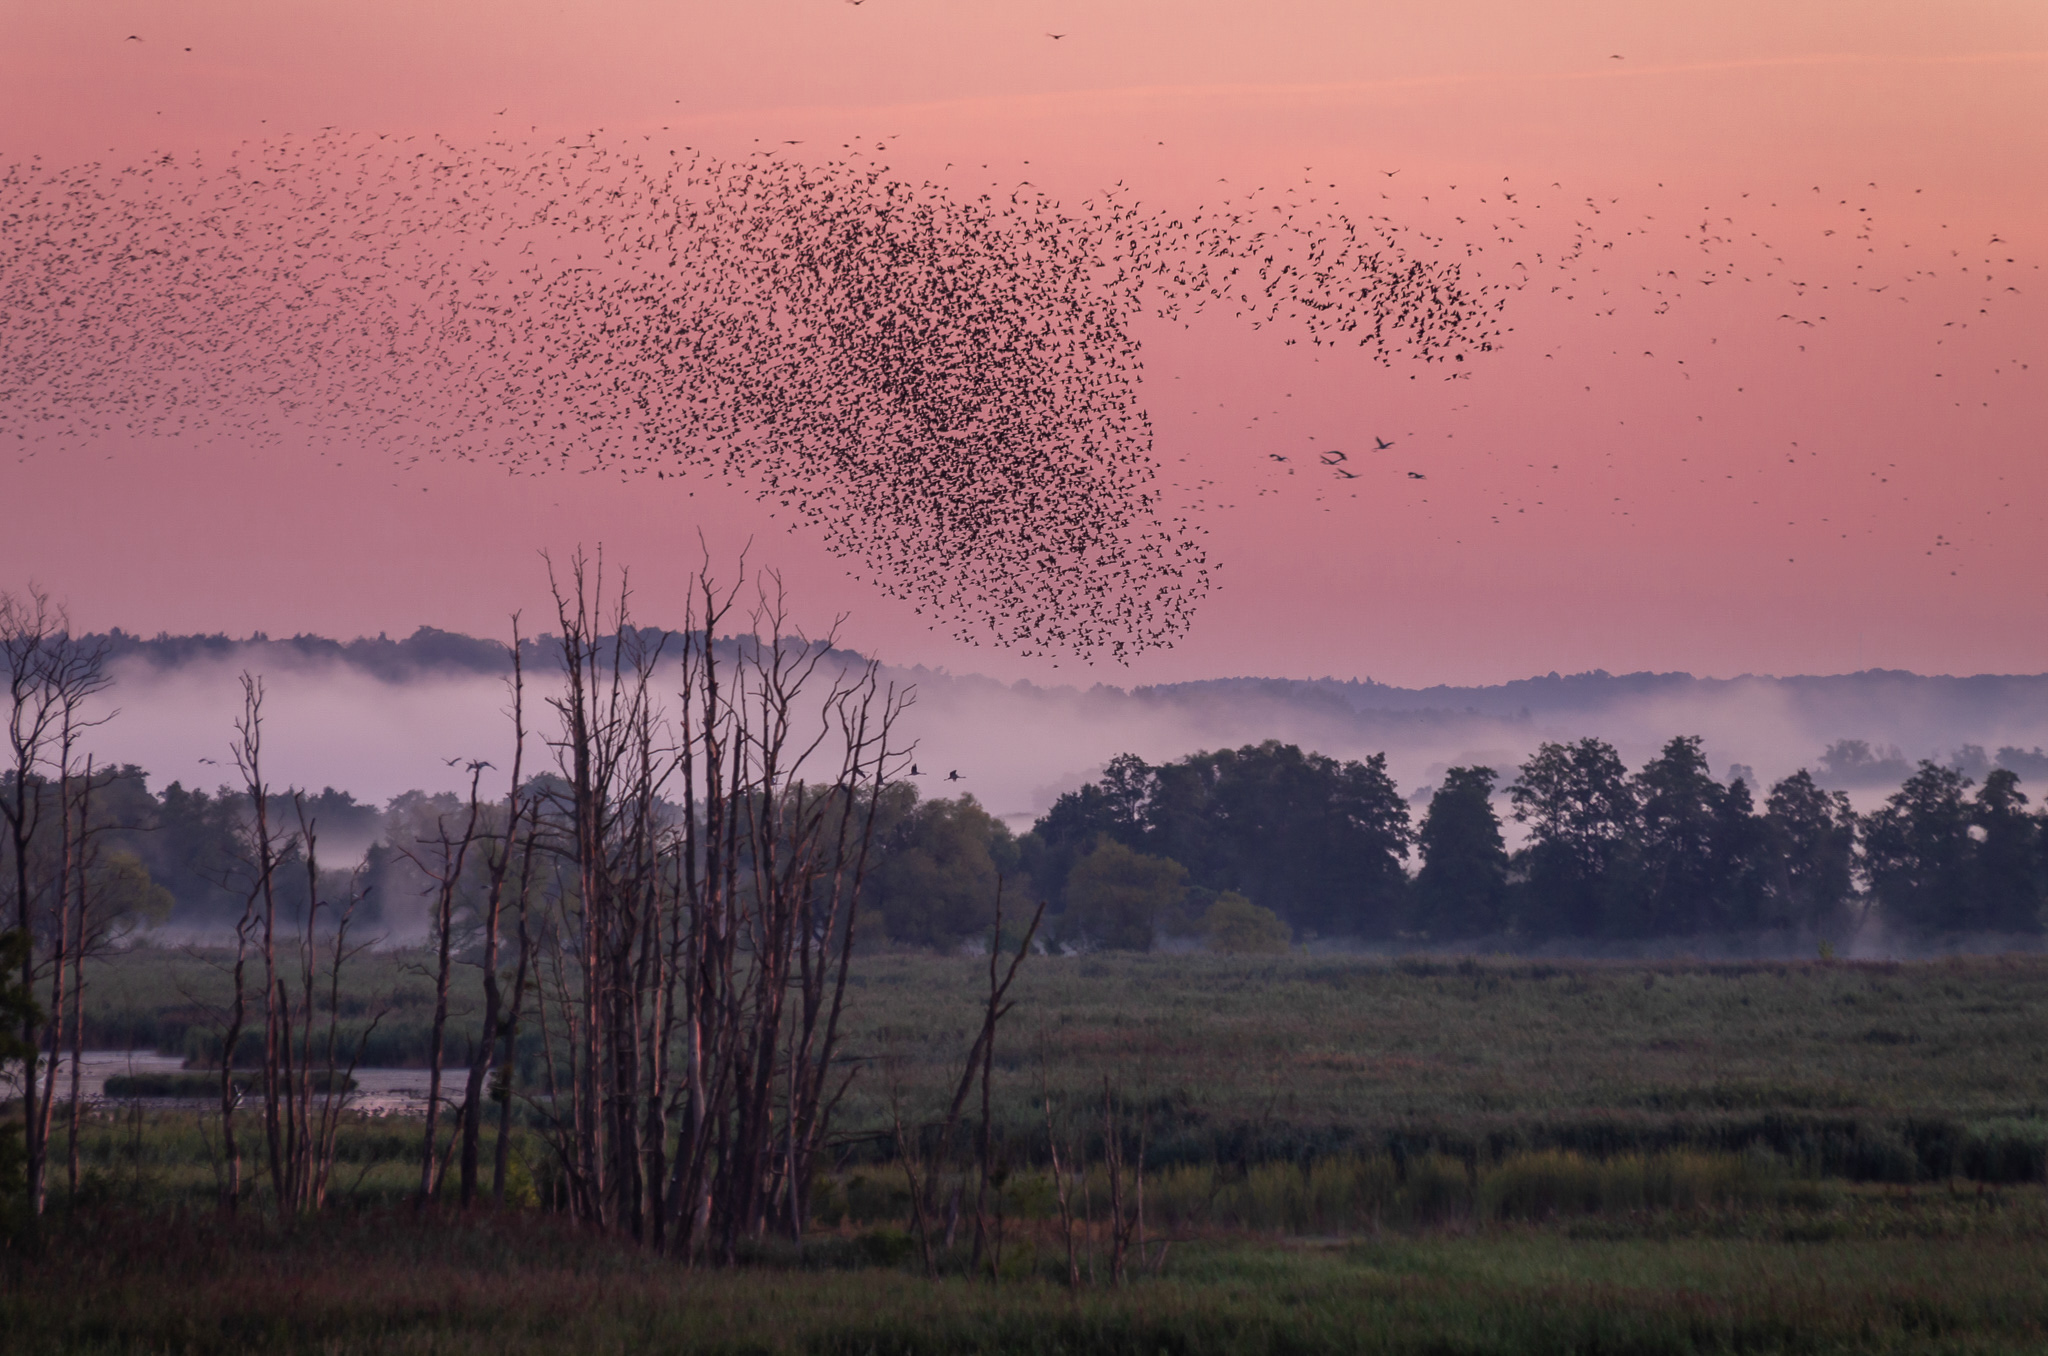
<box><xmin>218</xmin><ymin>869</ymin><xmax>257</xmax><ymax>1215</ymax></box>
<box><xmin>34</xmin><ymin>721</ymin><xmax>78</xmax><ymax>1211</ymax></box>
<box><xmin>230</xmin><ymin>674</ymin><xmax>303</xmax><ymax>1219</ymax></box>
<box><xmin>409</xmin><ymin>762</ymin><xmax>488</xmax><ymax>1207</ymax></box>
<box><xmin>1100</xmin><ymin>1076</ymin><xmax>1149</xmax><ymax>1287</ymax></box>
<box><xmin>48</xmin><ymin>762</ymin><xmax>159</xmax><ymax>1198</ymax></box>
<box><xmin>971</xmin><ymin>883</ymin><xmax>1047</xmax><ymax>1279</ymax></box>
<box><xmin>491</xmin><ymin>806</ymin><xmax>542</xmax><ymax>1206</ymax></box>
<box><xmin>1104</xmin><ymin>1078</ymin><xmax>1127</xmax><ymax>1285</ymax></box>
<box><xmin>1</xmin><ymin>585</ymin><xmax>111</xmax><ymax>1217</ymax></box>
<box><xmin>216</xmin><ymin>675</ymin><xmax>388</xmax><ymax>1219</ymax></box>
<box><xmin>285</xmin><ymin>796</ymin><xmax>380</xmax><ymax>1213</ymax></box>
<box><xmin>510</xmin><ymin>550</ymin><xmax>907</xmax><ymax>1260</ymax></box>
<box><xmin>61</xmin><ymin>756</ymin><xmax>97</xmax><ymax>1196</ymax></box>
<box><xmin>885</xmin><ymin>1056</ymin><xmax>939</xmax><ymax>1279</ymax></box>
<box><xmin>1</xmin><ymin>592</ymin><xmax>63</xmax><ymax>1194</ymax></box>
<box><xmin>457</xmin><ymin>617</ymin><xmax>532</xmax><ymax>1208</ymax></box>
<box><xmin>1038</xmin><ymin>1049</ymin><xmax>1082</xmax><ymax>1290</ymax></box>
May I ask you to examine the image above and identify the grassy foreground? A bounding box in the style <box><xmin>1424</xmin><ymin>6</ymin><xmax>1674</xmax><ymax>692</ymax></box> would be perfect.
<box><xmin>16</xmin><ymin>950</ymin><xmax>2048</xmax><ymax>1352</ymax></box>
<box><xmin>7</xmin><ymin>1199</ymin><xmax>2048</xmax><ymax>1354</ymax></box>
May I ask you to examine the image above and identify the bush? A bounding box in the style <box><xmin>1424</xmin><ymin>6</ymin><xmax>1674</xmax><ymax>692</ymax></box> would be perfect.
<box><xmin>103</xmin><ymin>1071</ymin><xmax>356</xmax><ymax>1098</ymax></box>
<box><xmin>1063</xmin><ymin>841</ymin><xmax>1187</xmax><ymax>951</ymax></box>
<box><xmin>1202</xmin><ymin>893</ymin><xmax>1290</xmax><ymax>954</ymax></box>
<box><xmin>1964</xmin><ymin>1119</ymin><xmax>2048</xmax><ymax>1184</ymax></box>
<box><xmin>1400</xmin><ymin>1152</ymin><xmax>1472</xmax><ymax>1224</ymax></box>
<box><xmin>1478</xmin><ymin>1149</ymin><xmax>1780</xmax><ymax>1221</ymax></box>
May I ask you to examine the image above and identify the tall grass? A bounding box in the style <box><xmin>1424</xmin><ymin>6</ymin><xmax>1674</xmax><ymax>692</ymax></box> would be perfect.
<box><xmin>11</xmin><ymin>1204</ymin><xmax>2048</xmax><ymax>1354</ymax></box>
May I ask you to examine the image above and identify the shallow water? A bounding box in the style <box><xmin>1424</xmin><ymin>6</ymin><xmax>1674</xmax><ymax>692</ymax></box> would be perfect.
<box><xmin>46</xmin><ymin>1050</ymin><xmax>437</xmax><ymax>1116</ymax></box>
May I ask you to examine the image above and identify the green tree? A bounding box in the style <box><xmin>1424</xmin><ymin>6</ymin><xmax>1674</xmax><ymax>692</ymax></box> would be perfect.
<box><xmin>1759</xmin><ymin>769</ymin><xmax>1860</xmax><ymax>933</ymax></box>
<box><xmin>1709</xmin><ymin>776</ymin><xmax>1770</xmax><ymax>931</ymax></box>
<box><xmin>137</xmin><ymin>779</ymin><xmax>248</xmax><ymax>925</ymax></box>
<box><xmin>1063</xmin><ymin>839</ymin><xmax>1186</xmax><ymax>951</ymax></box>
<box><xmin>91</xmin><ymin>849</ymin><xmax>176</xmax><ymax>931</ymax></box>
<box><xmin>1509</xmin><ymin>738</ymin><xmax>1640</xmax><ymax>938</ymax></box>
<box><xmin>1411</xmin><ymin>767</ymin><xmax>1508</xmax><ymax>940</ymax></box>
<box><xmin>1634</xmin><ymin>736</ymin><xmax>1728</xmax><ymax>935</ymax></box>
<box><xmin>1863</xmin><ymin>761</ymin><xmax>1974</xmax><ymax>932</ymax></box>
<box><xmin>870</xmin><ymin>792</ymin><xmax>1017</xmax><ymax>949</ymax></box>
<box><xmin>1971</xmin><ymin>769</ymin><xmax>2044</xmax><ymax>933</ymax></box>
<box><xmin>1028</xmin><ymin>742</ymin><xmax>1412</xmax><ymax>939</ymax></box>
<box><xmin>1144</xmin><ymin>741</ymin><xmax>1411</xmax><ymax>938</ymax></box>
<box><xmin>1201</xmin><ymin>891</ymin><xmax>1290</xmax><ymax>954</ymax></box>
<box><xmin>1019</xmin><ymin>754</ymin><xmax>1152</xmax><ymax>912</ymax></box>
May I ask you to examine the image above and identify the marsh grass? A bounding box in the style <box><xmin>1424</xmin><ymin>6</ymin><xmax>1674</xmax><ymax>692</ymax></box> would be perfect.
<box><xmin>80</xmin><ymin>950</ymin><xmax>2048</xmax><ymax>1133</ymax></box>
<box><xmin>18</xmin><ymin>949</ymin><xmax>2048</xmax><ymax>1350</ymax></box>
<box><xmin>10</xmin><ymin>1202</ymin><xmax>2048</xmax><ymax>1354</ymax></box>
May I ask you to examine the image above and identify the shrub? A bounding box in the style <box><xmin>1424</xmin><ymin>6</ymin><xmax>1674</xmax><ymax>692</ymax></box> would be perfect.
<box><xmin>1478</xmin><ymin>1149</ymin><xmax>1783</xmax><ymax>1221</ymax></box>
<box><xmin>1202</xmin><ymin>893</ymin><xmax>1290</xmax><ymax>954</ymax></box>
<box><xmin>1399</xmin><ymin>1152</ymin><xmax>1472</xmax><ymax>1224</ymax></box>
<box><xmin>1964</xmin><ymin>1119</ymin><xmax>2048</xmax><ymax>1184</ymax></box>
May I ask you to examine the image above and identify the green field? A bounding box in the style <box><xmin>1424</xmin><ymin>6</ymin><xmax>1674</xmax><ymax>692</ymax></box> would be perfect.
<box><xmin>76</xmin><ymin>948</ymin><xmax>2048</xmax><ymax>1108</ymax></box>
<box><xmin>10</xmin><ymin>950</ymin><xmax>2048</xmax><ymax>1352</ymax></box>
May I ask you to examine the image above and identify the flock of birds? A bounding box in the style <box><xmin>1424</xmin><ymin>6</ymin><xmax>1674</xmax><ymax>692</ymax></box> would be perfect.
<box><xmin>0</xmin><ymin>132</ymin><xmax>1509</xmax><ymax>660</ymax></box>
<box><xmin>1</xmin><ymin>126</ymin><xmax>2035</xmax><ymax>655</ymax></box>
<box><xmin>1149</xmin><ymin>162</ymin><xmax>2033</xmax><ymax>571</ymax></box>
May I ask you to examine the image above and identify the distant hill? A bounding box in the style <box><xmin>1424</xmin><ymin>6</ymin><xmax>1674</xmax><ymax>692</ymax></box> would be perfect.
<box><xmin>64</xmin><ymin>628</ymin><xmax>2048</xmax><ymax>818</ymax></box>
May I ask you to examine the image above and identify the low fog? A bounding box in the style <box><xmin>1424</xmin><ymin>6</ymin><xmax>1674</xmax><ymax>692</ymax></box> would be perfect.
<box><xmin>77</xmin><ymin>632</ymin><xmax>2048</xmax><ymax>859</ymax></box>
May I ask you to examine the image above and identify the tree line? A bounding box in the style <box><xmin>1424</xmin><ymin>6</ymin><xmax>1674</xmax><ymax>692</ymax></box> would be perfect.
<box><xmin>7</xmin><ymin>732</ymin><xmax>2045</xmax><ymax>961</ymax></box>
<box><xmin>1018</xmin><ymin>736</ymin><xmax>2048</xmax><ymax>949</ymax></box>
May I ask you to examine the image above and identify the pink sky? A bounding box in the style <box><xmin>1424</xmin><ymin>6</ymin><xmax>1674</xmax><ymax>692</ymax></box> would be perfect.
<box><xmin>3</xmin><ymin>0</ymin><xmax>2044</xmax><ymax>686</ymax></box>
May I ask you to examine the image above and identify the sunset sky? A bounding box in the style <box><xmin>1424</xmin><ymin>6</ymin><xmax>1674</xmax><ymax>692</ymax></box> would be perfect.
<box><xmin>4</xmin><ymin>0</ymin><xmax>2043</xmax><ymax>687</ymax></box>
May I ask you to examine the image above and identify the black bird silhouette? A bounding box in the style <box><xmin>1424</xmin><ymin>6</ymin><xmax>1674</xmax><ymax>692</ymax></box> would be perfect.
<box><xmin>1407</xmin><ymin>471</ymin><xmax>1426</xmax><ymax>479</ymax></box>
<box><xmin>1374</xmin><ymin>436</ymin><xmax>1395</xmax><ymax>450</ymax></box>
<box><xmin>946</xmin><ymin>770</ymin><xmax>963</xmax><ymax>782</ymax></box>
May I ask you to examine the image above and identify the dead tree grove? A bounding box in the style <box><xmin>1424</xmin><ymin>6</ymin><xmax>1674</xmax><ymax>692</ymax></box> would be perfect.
<box><xmin>521</xmin><ymin>553</ymin><xmax>909</xmax><ymax>1259</ymax></box>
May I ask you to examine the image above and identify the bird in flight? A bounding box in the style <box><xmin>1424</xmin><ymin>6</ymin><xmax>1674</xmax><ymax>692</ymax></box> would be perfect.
<box><xmin>125</xmin><ymin>34</ymin><xmax>143</xmax><ymax>41</ymax></box>
<box><xmin>1046</xmin><ymin>32</ymin><xmax>1067</xmax><ymax>39</ymax></box>
<box><xmin>946</xmin><ymin>769</ymin><xmax>964</xmax><ymax>782</ymax></box>
<box><xmin>910</xmin><ymin>763</ymin><xmax>923</xmax><ymax>776</ymax></box>
<box><xmin>1374</xmin><ymin>436</ymin><xmax>1395</xmax><ymax>450</ymax></box>
<box><xmin>1407</xmin><ymin>471</ymin><xmax>1426</xmax><ymax>479</ymax></box>
<box><xmin>1381</xmin><ymin>170</ymin><xmax>1400</xmax><ymax>178</ymax></box>
<box><xmin>1320</xmin><ymin>449</ymin><xmax>1347</xmax><ymax>464</ymax></box>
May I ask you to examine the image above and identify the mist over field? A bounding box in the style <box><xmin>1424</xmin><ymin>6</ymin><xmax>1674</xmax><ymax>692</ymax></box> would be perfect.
<box><xmin>76</xmin><ymin>628</ymin><xmax>2048</xmax><ymax>846</ymax></box>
